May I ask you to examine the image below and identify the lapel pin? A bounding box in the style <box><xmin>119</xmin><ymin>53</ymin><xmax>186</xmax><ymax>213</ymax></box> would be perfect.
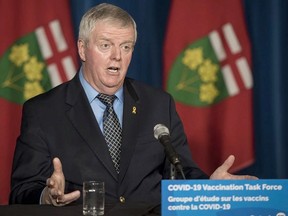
<box><xmin>132</xmin><ymin>106</ymin><xmax>137</xmax><ymax>114</ymax></box>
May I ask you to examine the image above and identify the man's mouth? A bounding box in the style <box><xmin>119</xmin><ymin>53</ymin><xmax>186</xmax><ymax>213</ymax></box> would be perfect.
<box><xmin>108</xmin><ymin>66</ymin><xmax>120</xmax><ymax>73</ymax></box>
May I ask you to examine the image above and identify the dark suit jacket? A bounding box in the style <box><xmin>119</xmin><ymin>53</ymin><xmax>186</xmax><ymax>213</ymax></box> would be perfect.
<box><xmin>9</xmin><ymin>73</ymin><xmax>208</xmax><ymax>204</ymax></box>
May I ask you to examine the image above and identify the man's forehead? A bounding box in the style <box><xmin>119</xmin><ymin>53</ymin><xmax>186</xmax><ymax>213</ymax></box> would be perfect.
<box><xmin>91</xmin><ymin>21</ymin><xmax>135</xmax><ymax>41</ymax></box>
<box><xmin>94</xmin><ymin>19</ymin><xmax>134</xmax><ymax>31</ymax></box>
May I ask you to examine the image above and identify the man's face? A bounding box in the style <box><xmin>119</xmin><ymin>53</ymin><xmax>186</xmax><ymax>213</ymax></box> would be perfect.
<box><xmin>78</xmin><ymin>20</ymin><xmax>135</xmax><ymax>95</ymax></box>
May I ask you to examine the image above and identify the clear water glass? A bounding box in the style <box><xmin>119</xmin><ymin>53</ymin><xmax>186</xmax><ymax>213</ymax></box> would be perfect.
<box><xmin>83</xmin><ymin>181</ymin><xmax>105</xmax><ymax>215</ymax></box>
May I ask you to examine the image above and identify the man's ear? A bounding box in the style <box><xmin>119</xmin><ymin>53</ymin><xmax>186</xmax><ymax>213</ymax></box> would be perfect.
<box><xmin>77</xmin><ymin>39</ymin><xmax>86</xmax><ymax>62</ymax></box>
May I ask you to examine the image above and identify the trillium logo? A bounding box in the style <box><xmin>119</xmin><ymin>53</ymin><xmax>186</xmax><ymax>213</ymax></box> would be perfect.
<box><xmin>167</xmin><ymin>23</ymin><xmax>253</xmax><ymax>107</ymax></box>
<box><xmin>0</xmin><ymin>19</ymin><xmax>77</xmax><ymax>104</ymax></box>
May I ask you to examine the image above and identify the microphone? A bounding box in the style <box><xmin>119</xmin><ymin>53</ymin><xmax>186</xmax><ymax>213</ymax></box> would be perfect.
<box><xmin>153</xmin><ymin>124</ymin><xmax>186</xmax><ymax>179</ymax></box>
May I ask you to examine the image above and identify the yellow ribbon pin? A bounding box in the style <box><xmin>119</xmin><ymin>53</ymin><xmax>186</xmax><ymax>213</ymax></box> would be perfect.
<box><xmin>132</xmin><ymin>106</ymin><xmax>136</xmax><ymax>114</ymax></box>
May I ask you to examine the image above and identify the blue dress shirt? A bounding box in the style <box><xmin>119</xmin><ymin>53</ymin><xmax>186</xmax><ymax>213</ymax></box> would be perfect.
<box><xmin>79</xmin><ymin>69</ymin><xmax>124</xmax><ymax>132</ymax></box>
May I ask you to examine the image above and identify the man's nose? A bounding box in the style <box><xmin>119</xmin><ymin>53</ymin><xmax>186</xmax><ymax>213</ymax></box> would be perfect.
<box><xmin>110</xmin><ymin>46</ymin><xmax>121</xmax><ymax>60</ymax></box>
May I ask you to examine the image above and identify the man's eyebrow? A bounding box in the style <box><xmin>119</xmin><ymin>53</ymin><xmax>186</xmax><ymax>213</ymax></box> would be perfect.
<box><xmin>97</xmin><ymin>38</ymin><xmax>135</xmax><ymax>45</ymax></box>
<box><xmin>97</xmin><ymin>38</ymin><xmax>133</xmax><ymax>42</ymax></box>
<box><xmin>97</xmin><ymin>38</ymin><xmax>111</xmax><ymax>42</ymax></box>
<box><xmin>121</xmin><ymin>40</ymin><xmax>135</xmax><ymax>45</ymax></box>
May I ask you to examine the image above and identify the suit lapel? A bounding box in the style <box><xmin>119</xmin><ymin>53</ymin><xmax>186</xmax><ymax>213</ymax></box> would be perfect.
<box><xmin>65</xmin><ymin>74</ymin><xmax>118</xmax><ymax>180</ymax></box>
<box><xmin>119</xmin><ymin>79</ymin><xmax>140</xmax><ymax>182</ymax></box>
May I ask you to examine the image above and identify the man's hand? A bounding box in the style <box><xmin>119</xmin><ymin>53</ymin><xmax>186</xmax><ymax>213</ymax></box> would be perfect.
<box><xmin>210</xmin><ymin>155</ymin><xmax>258</xmax><ymax>180</ymax></box>
<box><xmin>41</xmin><ymin>157</ymin><xmax>81</xmax><ymax>206</ymax></box>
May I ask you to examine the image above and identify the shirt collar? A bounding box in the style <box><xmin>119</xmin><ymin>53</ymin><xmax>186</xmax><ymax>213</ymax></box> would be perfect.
<box><xmin>79</xmin><ymin>68</ymin><xmax>124</xmax><ymax>103</ymax></box>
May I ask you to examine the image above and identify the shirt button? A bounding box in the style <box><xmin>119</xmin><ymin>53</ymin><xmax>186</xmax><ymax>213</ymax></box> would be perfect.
<box><xmin>119</xmin><ymin>196</ymin><xmax>125</xmax><ymax>203</ymax></box>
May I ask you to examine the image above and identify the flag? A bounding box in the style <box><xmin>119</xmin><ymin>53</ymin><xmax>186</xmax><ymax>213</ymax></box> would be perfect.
<box><xmin>0</xmin><ymin>0</ymin><xmax>78</xmax><ymax>204</ymax></box>
<box><xmin>163</xmin><ymin>0</ymin><xmax>254</xmax><ymax>174</ymax></box>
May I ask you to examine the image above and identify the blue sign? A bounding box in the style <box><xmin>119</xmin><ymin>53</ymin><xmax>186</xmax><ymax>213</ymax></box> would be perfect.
<box><xmin>162</xmin><ymin>179</ymin><xmax>288</xmax><ymax>216</ymax></box>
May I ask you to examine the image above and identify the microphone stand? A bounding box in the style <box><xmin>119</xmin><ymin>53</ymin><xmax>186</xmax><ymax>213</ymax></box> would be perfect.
<box><xmin>170</xmin><ymin>164</ymin><xmax>176</xmax><ymax>180</ymax></box>
<box><xmin>170</xmin><ymin>163</ymin><xmax>186</xmax><ymax>180</ymax></box>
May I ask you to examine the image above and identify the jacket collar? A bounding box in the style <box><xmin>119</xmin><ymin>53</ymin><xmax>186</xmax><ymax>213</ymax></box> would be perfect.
<box><xmin>65</xmin><ymin>73</ymin><xmax>140</xmax><ymax>181</ymax></box>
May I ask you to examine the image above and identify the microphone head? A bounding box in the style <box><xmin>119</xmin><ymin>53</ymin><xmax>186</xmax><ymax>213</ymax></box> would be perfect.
<box><xmin>154</xmin><ymin>124</ymin><xmax>170</xmax><ymax>140</ymax></box>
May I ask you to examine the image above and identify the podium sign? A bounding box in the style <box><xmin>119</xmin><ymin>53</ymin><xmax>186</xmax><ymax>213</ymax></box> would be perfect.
<box><xmin>162</xmin><ymin>179</ymin><xmax>288</xmax><ymax>215</ymax></box>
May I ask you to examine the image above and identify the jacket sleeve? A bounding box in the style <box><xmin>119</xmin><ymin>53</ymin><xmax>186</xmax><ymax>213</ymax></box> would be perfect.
<box><xmin>9</xmin><ymin>100</ymin><xmax>52</xmax><ymax>204</ymax></box>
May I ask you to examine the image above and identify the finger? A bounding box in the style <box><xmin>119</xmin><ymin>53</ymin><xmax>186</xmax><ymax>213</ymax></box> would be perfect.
<box><xmin>49</xmin><ymin>187</ymin><xmax>62</xmax><ymax>197</ymax></box>
<box><xmin>231</xmin><ymin>174</ymin><xmax>258</xmax><ymax>180</ymax></box>
<box><xmin>56</xmin><ymin>190</ymin><xmax>81</xmax><ymax>205</ymax></box>
<box><xmin>53</xmin><ymin>157</ymin><xmax>63</xmax><ymax>174</ymax></box>
<box><xmin>46</xmin><ymin>178</ymin><xmax>55</xmax><ymax>187</ymax></box>
<box><xmin>249</xmin><ymin>175</ymin><xmax>258</xmax><ymax>180</ymax></box>
<box><xmin>218</xmin><ymin>155</ymin><xmax>235</xmax><ymax>173</ymax></box>
<box><xmin>46</xmin><ymin>178</ymin><xmax>62</xmax><ymax>194</ymax></box>
<box><xmin>47</xmin><ymin>179</ymin><xmax>62</xmax><ymax>197</ymax></box>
